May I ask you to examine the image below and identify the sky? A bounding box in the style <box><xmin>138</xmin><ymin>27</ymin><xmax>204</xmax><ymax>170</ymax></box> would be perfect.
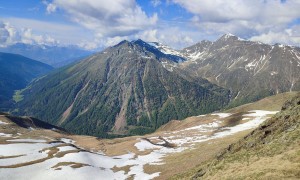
<box><xmin>0</xmin><ymin>0</ymin><xmax>300</xmax><ymax>50</ymax></box>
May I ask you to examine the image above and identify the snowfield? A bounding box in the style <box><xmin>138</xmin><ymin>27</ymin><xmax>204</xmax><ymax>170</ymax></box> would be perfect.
<box><xmin>0</xmin><ymin>110</ymin><xmax>278</xmax><ymax>180</ymax></box>
<box><xmin>7</xmin><ymin>139</ymin><xmax>47</xmax><ymax>143</ymax></box>
<box><xmin>0</xmin><ymin>132</ymin><xmax>12</xmax><ymax>137</ymax></box>
<box><xmin>0</xmin><ymin>120</ymin><xmax>8</xmax><ymax>125</ymax></box>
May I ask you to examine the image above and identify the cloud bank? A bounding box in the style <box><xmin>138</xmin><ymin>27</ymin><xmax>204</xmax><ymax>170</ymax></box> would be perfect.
<box><xmin>47</xmin><ymin>0</ymin><xmax>158</xmax><ymax>37</ymax></box>
<box><xmin>0</xmin><ymin>21</ymin><xmax>59</xmax><ymax>47</ymax></box>
<box><xmin>2</xmin><ymin>0</ymin><xmax>300</xmax><ymax>49</ymax></box>
<box><xmin>171</xmin><ymin>0</ymin><xmax>300</xmax><ymax>45</ymax></box>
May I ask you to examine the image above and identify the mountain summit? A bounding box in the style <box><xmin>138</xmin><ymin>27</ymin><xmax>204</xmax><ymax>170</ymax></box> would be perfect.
<box><xmin>16</xmin><ymin>39</ymin><xmax>229</xmax><ymax>137</ymax></box>
<box><xmin>176</xmin><ymin>34</ymin><xmax>300</xmax><ymax>107</ymax></box>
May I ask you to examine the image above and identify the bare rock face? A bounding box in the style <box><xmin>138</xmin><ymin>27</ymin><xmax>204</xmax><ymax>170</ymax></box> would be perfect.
<box><xmin>176</xmin><ymin>34</ymin><xmax>300</xmax><ymax>106</ymax></box>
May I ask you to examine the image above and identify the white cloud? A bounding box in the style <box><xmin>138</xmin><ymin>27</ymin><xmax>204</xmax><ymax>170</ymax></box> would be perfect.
<box><xmin>250</xmin><ymin>26</ymin><xmax>300</xmax><ymax>46</ymax></box>
<box><xmin>0</xmin><ymin>22</ymin><xmax>19</xmax><ymax>46</ymax></box>
<box><xmin>1</xmin><ymin>17</ymin><xmax>90</xmax><ymax>45</ymax></box>
<box><xmin>20</xmin><ymin>28</ymin><xmax>60</xmax><ymax>45</ymax></box>
<box><xmin>49</xmin><ymin>0</ymin><xmax>158</xmax><ymax>37</ymax></box>
<box><xmin>134</xmin><ymin>27</ymin><xmax>199</xmax><ymax>49</ymax></box>
<box><xmin>3</xmin><ymin>0</ymin><xmax>299</xmax><ymax>49</ymax></box>
<box><xmin>172</xmin><ymin>0</ymin><xmax>300</xmax><ymax>46</ymax></box>
<box><xmin>0</xmin><ymin>21</ymin><xmax>59</xmax><ymax>47</ymax></box>
<box><xmin>151</xmin><ymin>0</ymin><xmax>162</xmax><ymax>7</ymax></box>
<box><xmin>43</xmin><ymin>1</ymin><xmax>57</xmax><ymax>14</ymax></box>
<box><xmin>137</xmin><ymin>29</ymin><xmax>159</xmax><ymax>42</ymax></box>
<box><xmin>46</xmin><ymin>3</ymin><xmax>57</xmax><ymax>14</ymax></box>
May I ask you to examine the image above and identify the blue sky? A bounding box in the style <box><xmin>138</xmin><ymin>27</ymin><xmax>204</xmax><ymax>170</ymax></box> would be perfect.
<box><xmin>1</xmin><ymin>0</ymin><xmax>300</xmax><ymax>50</ymax></box>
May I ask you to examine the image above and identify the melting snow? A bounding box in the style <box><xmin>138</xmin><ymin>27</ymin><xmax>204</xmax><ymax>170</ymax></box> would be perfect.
<box><xmin>211</xmin><ymin>113</ymin><xmax>232</xmax><ymax>118</ymax></box>
<box><xmin>0</xmin><ymin>109</ymin><xmax>278</xmax><ymax>180</ymax></box>
<box><xmin>196</xmin><ymin>115</ymin><xmax>206</xmax><ymax>117</ymax></box>
<box><xmin>135</xmin><ymin>140</ymin><xmax>160</xmax><ymax>151</ymax></box>
<box><xmin>0</xmin><ymin>132</ymin><xmax>12</xmax><ymax>137</ymax></box>
<box><xmin>0</xmin><ymin>120</ymin><xmax>8</xmax><ymax>125</ymax></box>
<box><xmin>184</xmin><ymin>121</ymin><xmax>220</xmax><ymax>131</ymax></box>
<box><xmin>243</xmin><ymin>110</ymin><xmax>278</xmax><ymax>117</ymax></box>
<box><xmin>60</xmin><ymin>138</ymin><xmax>76</xmax><ymax>144</ymax></box>
<box><xmin>7</xmin><ymin>139</ymin><xmax>47</xmax><ymax>143</ymax></box>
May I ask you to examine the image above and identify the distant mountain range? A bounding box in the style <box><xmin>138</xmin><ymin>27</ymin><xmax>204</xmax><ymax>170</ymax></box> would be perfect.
<box><xmin>0</xmin><ymin>43</ymin><xmax>93</xmax><ymax>67</ymax></box>
<box><xmin>0</xmin><ymin>52</ymin><xmax>53</xmax><ymax>111</ymax></box>
<box><xmin>7</xmin><ymin>34</ymin><xmax>300</xmax><ymax>137</ymax></box>
<box><xmin>15</xmin><ymin>39</ymin><xmax>229</xmax><ymax>137</ymax></box>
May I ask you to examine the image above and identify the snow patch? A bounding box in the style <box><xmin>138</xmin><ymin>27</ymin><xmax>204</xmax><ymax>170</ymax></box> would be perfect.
<box><xmin>7</xmin><ymin>139</ymin><xmax>47</xmax><ymax>143</ymax></box>
<box><xmin>134</xmin><ymin>140</ymin><xmax>161</xmax><ymax>151</ymax></box>
<box><xmin>60</xmin><ymin>138</ymin><xmax>76</xmax><ymax>144</ymax></box>
<box><xmin>0</xmin><ymin>132</ymin><xmax>12</xmax><ymax>137</ymax></box>
<box><xmin>0</xmin><ymin>120</ymin><xmax>9</xmax><ymax>125</ymax></box>
<box><xmin>196</xmin><ymin>115</ymin><xmax>206</xmax><ymax>117</ymax></box>
<box><xmin>211</xmin><ymin>113</ymin><xmax>232</xmax><ymax>118</ymax></box>
<box><xmin>243</xmin><ymin>110</ymin><xmax>278</xmax><ymax>117</ymax></box>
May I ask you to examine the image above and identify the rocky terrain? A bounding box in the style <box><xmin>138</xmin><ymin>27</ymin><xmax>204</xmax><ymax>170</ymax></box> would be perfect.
<box><xmin>152</xmin><ymin>34</ymin><xmax>300</xmax><ymax>107</ymax></box>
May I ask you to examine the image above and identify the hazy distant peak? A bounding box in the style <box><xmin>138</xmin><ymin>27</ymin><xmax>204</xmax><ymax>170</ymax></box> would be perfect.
<box><xmin>218</xmin><ymin>33</ymin><xmax>246</xmax><ymax>42</ymax></box>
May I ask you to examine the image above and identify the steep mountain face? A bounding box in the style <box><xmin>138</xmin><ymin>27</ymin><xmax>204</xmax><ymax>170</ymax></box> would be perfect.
<box><xmin>177</xmin><ymin>34</ymin><xmax>300</xmax><ymax>107</ymax></box>
<box><xmin>180</xmin><ymin>93</ymin><xmax>300</xmax><ymax>180</ymax></box>
<box><xmin>0</xmin><ymin>43</ymin><xmax>93</xmax><ymax>67</ymax></box>
<box><xmin>16</xmin><ymin>40</ymin><xmax>230</xmax><ymax>137</ymax></box>
<box><xmin>0</xmin><ymin>52</ymin><xmax>53</xmax><ymax>111</ymax></box>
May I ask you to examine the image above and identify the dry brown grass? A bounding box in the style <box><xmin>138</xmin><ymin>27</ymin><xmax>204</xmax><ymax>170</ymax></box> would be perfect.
<box><xmin>227</xmin><ymin>91</ymin><xmax>298</xmax><ymax>113</ymax></box>
<box><xmin>202</xmin><ymin>145</ymin><xmax>300</xmax><ymax>180</ymax></box>
<box><xmin>0</xmin><ymin>155</ymin><xmax>24</xmax><ymax>159</ymax></box>
<box><xmin>52</xmin><ymin>162</ymin><xmax>90</xmax><ymax>169</ymax></box>
<box><xmin>112</xmin><ymin>165</ymin><xmax>134</xmax><ymax>174</ymax></box>
<box><xmin>144</xmin><ymin>130</ymin><xmax>252</xmax><ymax>180</ymax></box>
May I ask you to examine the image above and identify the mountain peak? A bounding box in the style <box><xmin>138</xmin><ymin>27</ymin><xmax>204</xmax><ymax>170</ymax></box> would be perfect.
<box><xmin>218</xmin><ymin>33</ymin><xmax>245</xmax><ymax>42</ymax></box>
<box><xmin>113</xmin><ymin>40</ymin><xmax>130</xmax><ymax>47</ymax></box>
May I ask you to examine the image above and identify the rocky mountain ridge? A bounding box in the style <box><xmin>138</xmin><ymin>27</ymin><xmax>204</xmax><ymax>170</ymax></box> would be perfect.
<box><xmin>16</xmin><ymin>39</ymin><xmax>229</xmax><ymax>137</ymax></box>
<box><xmin>151</xmin><ymin>34</ymin><xmax>300</xmax><ymax>107</ymax></box>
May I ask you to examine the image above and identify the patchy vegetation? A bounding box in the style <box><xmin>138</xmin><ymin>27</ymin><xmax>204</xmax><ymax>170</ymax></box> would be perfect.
<box><xmin>173</xmin><ymin>93</ymin><xmax>300</xmax><ymax>180</ymax></box>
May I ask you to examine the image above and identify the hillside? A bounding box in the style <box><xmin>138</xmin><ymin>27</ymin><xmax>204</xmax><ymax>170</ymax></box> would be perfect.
<box><xmin>0</xmin><ymin>52</ymin><xmax>53</xmax><ymax>111</ymax></box>
<box><xmin>173</xmin><ymin>92</ymin><xmax>300</xmax><ymax>179</ymax></box>
<box><xmin>0</xmin><ymin>92</ymin><xmax>293</xmax><ymax>180</ymax></box>
<box><xmin>15</xmin><ymin>40</ymin><xmax>229</xmax><ymax>137</ymax></box>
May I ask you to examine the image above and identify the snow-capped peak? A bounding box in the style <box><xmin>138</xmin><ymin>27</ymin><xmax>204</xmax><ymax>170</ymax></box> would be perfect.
<box><xmin>220</xmin><ymin>33</ymin><xmax>245</xmax><ymax>41</ymax></box>
<box><xmin>148</xmin><ymin>41</ymin><xmax>183</xmax><ymax>57</ymax></box>
<box><xmin>223</xmin><ymin>33</ymin><xmax>236</xmax><ymax>39</ymax></box>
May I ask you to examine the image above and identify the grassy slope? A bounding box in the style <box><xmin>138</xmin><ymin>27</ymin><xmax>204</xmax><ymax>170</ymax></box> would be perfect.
<box><xmin>158</xmin><ymin>92</ymin><xmax>297</xmax><ymax>133</ymax></box>
<box><xmin>172</xmin><ymin>92</ymin><xmax>300</xmax><ymax>180</ymax></box>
